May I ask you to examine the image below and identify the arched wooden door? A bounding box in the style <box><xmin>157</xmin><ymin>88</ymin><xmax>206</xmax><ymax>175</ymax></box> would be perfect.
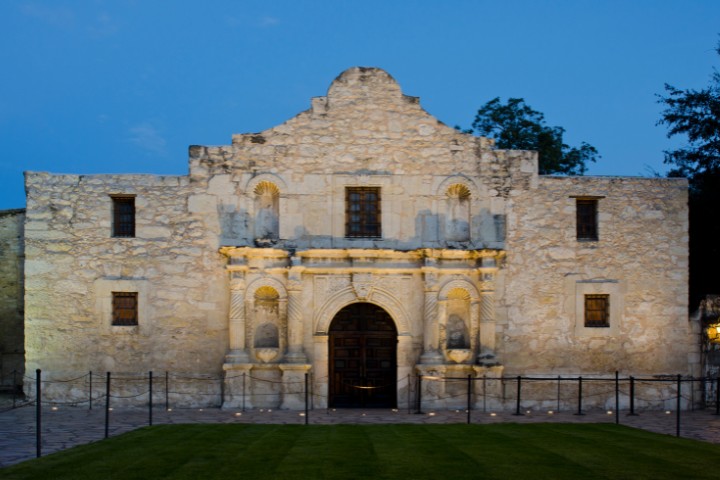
<box><xmin>329</xmin><ymin>303</ymin><xmax>397</xmax><ymax>408</ymax></box>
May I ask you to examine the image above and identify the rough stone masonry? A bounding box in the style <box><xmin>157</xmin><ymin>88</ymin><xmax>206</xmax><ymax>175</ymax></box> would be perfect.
<box><xmin>0</xmin><ymin>67</ymin><xmax>698</xmax><ymax>410</ymax></box>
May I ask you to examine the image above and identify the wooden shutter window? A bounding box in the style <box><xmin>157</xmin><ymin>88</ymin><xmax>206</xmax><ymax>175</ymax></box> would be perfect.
<box><xmin>585</xmin><ymin>294</ymin><xmax>609</xmax><ymax>327</ymax></box>
<box><xmin>112</xmin><ymin>292</ymin><xmax>138</xmax><ymax>326</ymax></box>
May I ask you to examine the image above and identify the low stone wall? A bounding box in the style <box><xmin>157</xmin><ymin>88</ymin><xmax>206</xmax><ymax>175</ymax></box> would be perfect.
<box><xmin>22</xmin><ymin>368</ymin><xmax>702</xmax><ymax>412</ymax></box>
<box><xmin>23</xmin><ymin>371</ymin><xmax>225</xmax><ymax>409</ymax></box>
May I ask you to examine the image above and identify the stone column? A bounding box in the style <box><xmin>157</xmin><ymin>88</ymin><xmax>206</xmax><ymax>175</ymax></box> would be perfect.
<box><xmin>225</xmin><ymin>275</ymin><xmax>250</xmax><ymax>363</ymax></box>
<box><xmin>479</xmin><ymin>292</ymin><xmax>495</xmax><ymax>354</ymax></box>
<box><xmin>285</xmin><ymin>262</ymin><xmax>308</xmax><ymax>364</ymax></box>
<box><xmin>470</xmin><ymin>297</ymin><xmax>481</xmax><ymax>353</ymax></box>
<box><xmin>478</xmin><ymin>258</ymin><xmax>498</xmax><ymax>364</ymax></box>
<box><xmin>420</xmin><ymin>271</ymin><xmax>443</xmax><ymax>364</ymax></box>
<box><xmin>278</xmin><ymin>297</ymin><xmax>288</xmax><ymax>358</ymax></box>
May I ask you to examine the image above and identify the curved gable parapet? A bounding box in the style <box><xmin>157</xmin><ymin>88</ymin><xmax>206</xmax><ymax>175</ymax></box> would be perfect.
<box><xmin>218</xmin><ymin>68</ymin><xmax>499</xmax><ymax>176</ymax></box>
<box><xmin>233</xmin><ymin>67</ymin><xmax>484</xmax><ymax>143</ymax></box>
<box><xmin>326</xmin><ymin>67</ymin><xmax>405</xmax><ymax>107</ymax></box>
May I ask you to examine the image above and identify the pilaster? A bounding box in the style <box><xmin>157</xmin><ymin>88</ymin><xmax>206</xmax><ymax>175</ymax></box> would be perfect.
<box><xmin>420</xmin><ymin>268</ymin><xmax>443</xmax><ymax>363</ymax></box>
<box><xmin>286</xmin><ymin>259</ymin><xmax>308</xmax><ymax>363</ymax></box>
<box><xmin>226</xmin><ymin>273</ymin><xmax>250</xmax><ymax>363</ymax></box>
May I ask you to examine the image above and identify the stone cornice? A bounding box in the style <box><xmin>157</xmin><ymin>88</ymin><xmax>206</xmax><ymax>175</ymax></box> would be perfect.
<box><xmin>220</xmin><ymin>247</ymin><xmax>505</xmax><ymax>275</ymax></box>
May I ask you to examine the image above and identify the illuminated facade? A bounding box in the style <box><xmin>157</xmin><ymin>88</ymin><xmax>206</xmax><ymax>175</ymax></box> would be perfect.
<box><xmin>13</xmin><ymin>68</ymin><xmax>698</xmax><ymax>409</ymax></box>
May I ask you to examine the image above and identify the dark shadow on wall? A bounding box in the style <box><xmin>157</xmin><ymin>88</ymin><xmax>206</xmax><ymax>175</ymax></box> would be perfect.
<box><xmin>218</xmin><ymin>210</ymin><xmax>506</xmax><ymax>251</ymax></box>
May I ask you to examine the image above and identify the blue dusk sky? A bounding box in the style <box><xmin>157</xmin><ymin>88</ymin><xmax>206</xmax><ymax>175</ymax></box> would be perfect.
<box><xmin>1</xmin><ymin>0</ymin><xmax>719</xmax><ymax>210</ymax></box>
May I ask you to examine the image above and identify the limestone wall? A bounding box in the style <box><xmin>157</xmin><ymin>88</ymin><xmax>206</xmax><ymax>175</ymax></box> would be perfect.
<box><xmin>187</xmin><ymin>67</ymin><xmax>535</xmax><ymax>251</ymax></box>
<box><xmin>19</xmin><ymin>67</ymin><xmax>698</xmax><ymax>409</ymax></box>
<box><xmin>502</xmin><ymin>175</ymin><xmax>696</xmax><ymax>376</ymax></box>
<box><xmin>0</xmin><ymin>209</ymin><xmax>25</xmax><ymax>388</ymax></box>
<box><xmin>190</xmin><ymin>68</ymin><xmax>502</xmax><ymax>179</ymax></box>
<box><xmin>23</xmin><ymin>173</ymin><xmax>229</xmax><ymax>387</ymax></box>
<box><xmin>189</xmin><ymin>169</ymin><xmax>523</xmax><ymax>251</ymax></box>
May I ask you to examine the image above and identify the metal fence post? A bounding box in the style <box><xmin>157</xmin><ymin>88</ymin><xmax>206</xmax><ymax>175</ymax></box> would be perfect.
<box><xmin>574</xmin><ymin>376</ymin><xmax>584</xmax><ymax>416</ymax></box>
<box><xmin>220</xmin><ymin>373</ymin><xmax>224</xmax><ymax>408</ymax></box>
<box><xmin>12</xmin><ymin>370</ymin><xmax>17</xmax><ymax>409</ymax></box>
<box><xmin>691</xmin><ymin>376</ymin><xmax>695</xmax><ymax>412</ymax></box>
<box><xmin>36</xmin><ymin>369</ymin><xmax>41</xmax><ymax>458</ymax></box>
<box><xmin>513</xmin><ymin>376</ymin><xmax>523</xmax><ymax>416</ymax></box>
<box><xmin>242</xmin><ymin>372</ymin><xmax>246</xmax><ymax>412</ymax></box>
<box><xmin>557</xmin><ymin>375</ymin><xmax>561</xmax><ymax>413</ymax></box>
<box><xmin>105</xmin><ymin>372</ymin><xmax>111</xmax><ymax>439</ymax></box>
<box><xmin>149</xmin><ymin>371</ymin><xmax>153</xmax><ymax>426</ymax></box>
<box><xmin>89</xmin><ymin>371</ymin><xmax>93</xmax><ymax>410</ymax></box>
<box><xmin>165</xmin><ymin>371</ymin><xmax>169</xmax><ymax>411</ymax></box>
<box><xmin>715</xmin><ymin>375</ymin><xmax>720</xmax><ymax>416</ymax></box>
<box><xmin>304</xmin><ymin>373</ymin><xmax>309</xmax><ymax>425</ymax></box>
<box><xmin>615</xmin><ymin>371</ymin><xmax>619</xmax><ymax>425</ymax></box>
<box><xmin>415</xmin><ymin>374</ymin><xmax>423</xmax><ymax>414</ymax></box>
<box><xmin>466</xmin><ymin>375</ymin><xmax>471</xmax><ymax>424</ymax></box>
<box><xmin>482</xmin><ymin>375</ymin><xmax>487</xmax><ymax>413</ymax></box>
<box><xmin>407</xmin><ymin>375</ymin><xmax>412</xmax><ymax>414</ymax></box>
<box><xmin>676</xmin><ymin>374</ymin><xmax>681</xmax><ymax>438</ymax></box>
<box><xmin>629</xmin><ymin>376</ymin><xmax>637</xmax><ymax>416</ymax></box>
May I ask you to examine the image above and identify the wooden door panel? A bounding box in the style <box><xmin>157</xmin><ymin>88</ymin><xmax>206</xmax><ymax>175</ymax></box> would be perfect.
<box><xmin>329</xmin><ymin>303</ymin><xmax>397</xmax><ymax>408</ymax></box>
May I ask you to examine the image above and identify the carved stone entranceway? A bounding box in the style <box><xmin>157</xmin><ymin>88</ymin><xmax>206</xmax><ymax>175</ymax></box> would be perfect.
<box><xmin>329</xmin><ymin>303</ymin><xmax>397</xmax><ymax>408</ymax></box>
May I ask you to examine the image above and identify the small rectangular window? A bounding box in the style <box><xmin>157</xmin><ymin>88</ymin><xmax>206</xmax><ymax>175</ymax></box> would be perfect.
<box><xmin>585</xmin><ymin>294</ymin><xmax>609</xmax><ymax>327</ymax></box>
<box><xmin>112</xmin><ymin>292</ymin><xmax>138</xmax><ymax>326</ymax></box>
<box><xmin>576</xmin><ymin>199</ymin><xmax>598</xmax><ymax>241</ymax></box>
<box><xmin>112</xmin><ymin>196</ymin><xmax>135</xmax><ymax>238</ymax></box>
<box><xmin>345</xmin><ymin>187</ymin><xmax>381</xmax><ymax>238</ymax></box>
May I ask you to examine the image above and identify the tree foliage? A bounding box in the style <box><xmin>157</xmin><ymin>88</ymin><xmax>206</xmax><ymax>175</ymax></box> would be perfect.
<box><xmin>658</xmin><ymin>44</ymin><xmax>720</xmax><ymax>179</ymax></box>
<box><xmin>466</xmin><ymin>97</ymin><xmax>599</xmax><ymax>175</ymax></box>
<box><xmin>657</xmin><ymin>40</ymin><xmax>720</xmax><ymax>309</ymax></box>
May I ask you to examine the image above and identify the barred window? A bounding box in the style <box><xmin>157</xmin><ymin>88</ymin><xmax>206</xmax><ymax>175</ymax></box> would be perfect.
<box><xmin>576</xmin><ymin>199</ymin><xmax>598</xmax><ymax>241</ymax></box>
<box><xmin>585</xmin><ymin>294</ymin><xmax>609</xmax><ymax>328</ymax></box>
<box><xmin>112</xmin><ymin>196</ymin><xmax>135</xmax><ymax>238</ymax></box>
<box><xmin>345</xmin><ymin>187</ymin><xmax>381</xmax><ymax>238</ymax></box>
<box><xmin>112</xmin><ymin>292</ymin><xmax>138</xmax><ymax>326</ymax></box>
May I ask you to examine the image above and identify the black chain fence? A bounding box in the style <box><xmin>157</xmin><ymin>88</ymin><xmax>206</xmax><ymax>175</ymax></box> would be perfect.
<box><xmin>3</xmin><ymin>369</ymin><xmax>720</xmax><ymax>459</ymax></box>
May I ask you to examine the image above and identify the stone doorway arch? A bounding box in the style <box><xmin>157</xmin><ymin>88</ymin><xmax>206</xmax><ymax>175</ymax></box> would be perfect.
<box><xmin>328</xmin><ymin>303</ymin><xmax>397</xmax><ymax>408</ymax></box>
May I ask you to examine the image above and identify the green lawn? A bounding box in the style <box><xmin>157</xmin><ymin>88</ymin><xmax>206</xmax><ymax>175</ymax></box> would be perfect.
<box><xmin>1</xmin><ymin>423</ymin><xmax>718</xmax><ymax>479</ymax></box>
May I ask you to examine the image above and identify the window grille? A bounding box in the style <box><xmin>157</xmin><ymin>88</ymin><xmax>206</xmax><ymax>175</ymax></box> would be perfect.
<box><xmin>112</xmin><ymin>196</ymin><xmax>135</xmax><ymax>237</ymax></box>
<box><xmin>576</xmin><ymin>199</ymin><xmax>598</xmax><ymax>241</ymax></box>
<box><xmin>345</xmin><ymin>187</ymin><xmax>381</xmax><ymax>238</ymax></box>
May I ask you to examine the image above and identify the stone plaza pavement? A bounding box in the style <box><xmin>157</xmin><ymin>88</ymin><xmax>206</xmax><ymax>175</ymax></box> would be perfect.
<box><xmin>2</xmin><ymin>401</ymin><xmax>720</xmax><ymax>468</ymax></box>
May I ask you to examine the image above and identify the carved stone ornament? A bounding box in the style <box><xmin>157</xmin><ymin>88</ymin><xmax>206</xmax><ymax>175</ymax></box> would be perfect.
<box><xmin>352</xmin><ymin>273</ymin><xmax>374</xmax><ymax>300</ymax></box>
<box><xmin>447</xmin><ymin>349</ymin><xmax>473</xmax><ymax>364</ymax></box>
<box><xmin>255</xmin><ymin>348</ymin><xmax>279</xmax><ymax>363</ymax></box>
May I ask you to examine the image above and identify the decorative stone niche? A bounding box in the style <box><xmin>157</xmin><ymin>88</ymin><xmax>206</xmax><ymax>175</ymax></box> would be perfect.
<box><xmin>251</xmin><ymin>285</ymin><xmax>282</xmax><ymax>363</ymax></box>
<box><xmin>443</xmin><ymin>287</ymin><xmax>473</xmax><ymax>364</ymax></box>
<box><xmin>254</xmin><ymin>181</ymin><xmax>279</xmax><ymax>241</ymax></box>
<box><xmin>445</xmin><ymin>184</ymin><xmax>471</xmax><ymax>242</ymax></box>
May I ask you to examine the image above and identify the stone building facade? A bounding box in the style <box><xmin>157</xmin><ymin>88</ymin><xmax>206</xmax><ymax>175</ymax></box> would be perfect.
<box><xmin>14</xmin><ymin>67</ymin><xmax>698</xmax><ymax>410</ymax></box>
<box><xmin>0</xmin><ymin>209</ymin><xmax>25</xmax><ymax>389</ymax></box>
